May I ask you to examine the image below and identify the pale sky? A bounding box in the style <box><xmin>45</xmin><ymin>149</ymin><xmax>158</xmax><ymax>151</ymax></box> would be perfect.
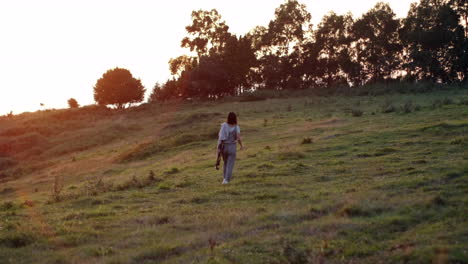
<box><xmin>0</xmin><ymin>0</ymin><xmax>414</xmax><ymax>115</ymax></box>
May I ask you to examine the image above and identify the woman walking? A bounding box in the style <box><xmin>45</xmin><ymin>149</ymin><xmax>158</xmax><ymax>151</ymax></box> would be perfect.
<box><xmin>217</xmin><ymin>112</ymin><xmax>243</xmax><ymax>184</ymax></box>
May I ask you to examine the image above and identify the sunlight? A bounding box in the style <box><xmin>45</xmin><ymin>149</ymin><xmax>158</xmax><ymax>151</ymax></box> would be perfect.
<box><xmin>0</xmin><ymin>0</ymin><xmax>413</xmax><ymax>114</ymax></box>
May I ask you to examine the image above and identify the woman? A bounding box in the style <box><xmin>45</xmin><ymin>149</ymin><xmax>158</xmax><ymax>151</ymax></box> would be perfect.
<box><xmin>217</xmin><ymin>112</ymin><xmax>243</xmax><ymax>184</ymax></box>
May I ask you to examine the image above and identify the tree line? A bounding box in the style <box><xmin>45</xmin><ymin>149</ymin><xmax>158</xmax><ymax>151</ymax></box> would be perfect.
<box><xmin>93</xmin><ymin>0</ymin><xmax>467</xmax><ymax>108</ymax></box>
<box><xmin>148</xmin><ymin>0</ymin><xmax>467</xmax><ymax>101</ymax></box>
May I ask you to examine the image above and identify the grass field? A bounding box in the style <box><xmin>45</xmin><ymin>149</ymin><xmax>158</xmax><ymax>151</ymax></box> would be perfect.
<box><xmin>0</xmin><ymin>88</ymin><xmax>467</xmax><ymax>263</ymax></box>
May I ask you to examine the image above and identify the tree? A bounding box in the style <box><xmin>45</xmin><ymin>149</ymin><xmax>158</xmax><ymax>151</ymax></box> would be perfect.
<box><xmin>266</xmin><ymin>0</ymin><xmax>311</xmax><ymax>56</ymax></box>
<box><xmin>181</xmin><ymin>9</ymin><xmax>231</xmax><ymax>57</ymax></box>
<box><xmin>222</xmin><ymin>35</ymin><xmax>257</xmax><ymax>94</ymax></box>
<box><xmin>400</xmin><ymin>0</ymin><xmax>465</xmax><ymax>83</ymax></box>
<box><xmin>255</xmin><ymin>0</ymin><xmax>312</xmax><ymax>89</ymax></box>
<box><xmin>67</xmin><ymin>98</ymin><xmax>79</xmax><ymax>108</ymax></box>
<box><xmin>449</xmin><ymin>0</ymin><xmax>467</xmax><ymax>38</ymax></box>
<box><xmin>168</xmin><ymin>55</ymin><xmax>196</xmax><ymax>77</ymax></box>
<box><xmin>94</xmin><ymin>67</ymin><xmax>145</xmax><ymax>109</ymax></box>
<box><xmin>352</xmin><ymin>2</ymin><xmax>402</xmax><ymax>83</ymax></box>
<box><xmin>309</xmin><ymin>12</ymin><xmax>354</xmax><ymax>87</ymax></box>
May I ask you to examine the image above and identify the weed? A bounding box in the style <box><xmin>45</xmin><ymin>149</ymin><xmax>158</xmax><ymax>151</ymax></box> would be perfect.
<box><xmin>148</xmin><ymin>170</ymin><xmax>156</xmax><ymax>181</ymax></box>
<box><xmin>281</xmin><ymin>239</ymin><xmax>310</xmax><ymax>264</ymax></box>
<box><xmin>0</xmin><ymin>232</ymin><xmax>36</xmax><ymax>248</ymax></box>
<box><xmin>442</xmin><ymin>97</ymin><xmax>453</xmax><ymax>105</ymax></box>
<box><xmin>402</xmin><ymin>100</ymin><xmax>414</xmax><ymax>113</ymax></box>
<box><xmin>459</xmin><ymin>97</ymin><xmax>468</xmax><ymax>105</ymax></box>
<box><xmin>301</xmin><ymin>137</ymin><xmax>313</xmax><ymax>144</ymax></box>
<box><xmin>254</xmin><ymin>193</ymin><xmax>279</xmax><ymax>200</ymax></box>
<box><xmin>0</xmin><ymin>201</ymin><xmax>17</xmax><ymax>211</ymax></box>
<box><xmin>382</xmin><ymin>100</ymin><xmax>396</xmax><ymax>113</ymax></box>
<box><xmin>87</xmin><ymin>246</ymin><xmax>115</xmax><ymax>257</ymax></box>
<box><xmin>133</xmin><ymin>245</ymin><xmax>182</xmax><ymax>263</ymax></box>
<box><xmin>263</xmin><ymin>119</ymin><xmax>268</xmax><ymax>127</ymax></box>
<box><xmin>208</xmin><ymin>238</ymin><xmax>218</xmax><ymax>256</ymax></box>
<box><xmin>450</xmin><ymin>138</ymin><xmax>463</xmax><ymax>145</ymax></box>
<box><xmin>258</xmin><ymin>163</ymin><xmax>275</xmax><ymax>169</ymax></box>
<box><xmin>165</xmin><ymin>167</ymin><xmax>180</xmax><ymax>175</ymax></box>
<box><xmin>157</xmin><ymin>183</ymin><xmax>171</xmax><ymax>190</ymax></box>
<box><xmin>278</xmin><ymin>151</ymin><xmax>305</xmax><ymax>160</ymax></box>
<box><xmin>51</xmin><ymin>175</ymin><xmax>64</xmax><ymax>202</ymax></box>
<box><xmin>431</xmin><ymin>99</ymin><xmax>443</xmax><ymax>109</ymax></box>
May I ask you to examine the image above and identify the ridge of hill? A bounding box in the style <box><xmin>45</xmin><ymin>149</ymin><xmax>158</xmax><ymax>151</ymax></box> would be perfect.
<box><xmin>0</xmin><ymin>88</ymin><xmax>467</xmax><ymax>263</ymax></box>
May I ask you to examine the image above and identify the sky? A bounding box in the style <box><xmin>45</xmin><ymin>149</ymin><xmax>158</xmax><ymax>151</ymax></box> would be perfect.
<box><xmin>0</xmin><ymin>0</ymin><xmax>415</xmax><ymax>115</ymax></box>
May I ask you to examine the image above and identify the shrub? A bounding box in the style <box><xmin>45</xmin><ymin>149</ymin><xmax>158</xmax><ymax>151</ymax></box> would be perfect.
<box><xmin>442</xmin><ymin>97</ymin><xmax>453</xmax><ymax>105</ymax></box>
<box><xmin>351</xmin><ymin>108</ymin><xmax>363</xmax><ymax>117</ymax></box>
<box><xmin>0</xmin><ymin>157</ymin><xmax>17</xmax><ymax>170</ymax></box>
<box><xmin>431</xmin><ymin>99</ymin><xmax>442</xmax><ymax>109</ymax></box>
<box><xmin>0</xmin><ymin>201</ymin><xmax>17</xmax><ymax>211</ymax></box>
<box><xmin>301</xmin><ymin>137</ymin><xmax>313</xmax><ymax>144</ymax></box>
<box><xmin>281</xmin><ymin>239</ymin><xmax>310</xmax><ymax>264</ymax></box>
<box><xmin>164</xmin><ymin>167</ymin><xmax>180</xmax><ymax>175</ymax></box>
<box><xmin>402</xmin><ymin>100</ymin><xmax>414</xmax><ymax>113</ymax></box>
<box><xmin>0</xmin><ymin>232</ymin><xmax>36</xmax><ymax>248</ymax></box>
<box><xmin>382</xmin><ymin>100</ymin><xmax>396</xmax><ymax>113</ymax></box>
<box><xmin>278</xmin><ymin>151</ymin><xmax>305</xmax><ymax>160</ymax></box>
<box><xmin>450</xmin><ymin>138</ymin><xmax>463</xmax><ymax>145</ymax></box>
<box><xmin>67</xmin><ymin>98</ymin><xmax>80</xmax><ymax>108</ymax></box>
<box><xmin>157</xmin><ymin>183</ymin><xmax>171</xmax><ymax>190</ymax></box>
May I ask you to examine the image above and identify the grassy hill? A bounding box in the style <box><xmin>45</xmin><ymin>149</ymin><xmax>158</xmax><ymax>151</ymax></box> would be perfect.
<box><xmin>0</xmin><ymin>88</ymin><xmax>467</xmax><ymax>263</ymax></box>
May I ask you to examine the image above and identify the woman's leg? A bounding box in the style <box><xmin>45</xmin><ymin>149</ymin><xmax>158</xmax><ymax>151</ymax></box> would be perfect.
<box><xmin>224</xmin><ymin>144</ymin><xmax>237</xmax><ymax>182</ymax></box>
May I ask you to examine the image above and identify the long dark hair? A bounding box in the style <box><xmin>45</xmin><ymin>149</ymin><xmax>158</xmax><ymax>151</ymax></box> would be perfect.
<box><xmin>227</xmin><ymin>112</ymin><xmax>237</xmax><ymax>125</ymax></box>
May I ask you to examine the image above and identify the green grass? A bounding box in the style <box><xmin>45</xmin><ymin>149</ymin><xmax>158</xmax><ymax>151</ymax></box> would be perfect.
<box><xmin>0</xmin><ymin>87</ymin><xmax>467</xmax><ymax>263</ymax></box>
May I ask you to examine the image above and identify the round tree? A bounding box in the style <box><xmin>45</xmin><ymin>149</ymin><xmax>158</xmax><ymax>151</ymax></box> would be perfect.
<box><xmin>67</xmin><ymin>98</ymin><xmax>79</xmax><ymax>108</ymax></box>
<box><xmin>94</xmin><ymin>67</ymin><xmax>145</xmax><ymax>109</ymax></box>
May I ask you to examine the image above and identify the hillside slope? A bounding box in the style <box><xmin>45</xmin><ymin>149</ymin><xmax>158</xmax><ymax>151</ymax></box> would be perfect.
<box><xmin>1</xmin><ymin>89</ymin><xmax>467</xmax><ymax>263</ymax></box>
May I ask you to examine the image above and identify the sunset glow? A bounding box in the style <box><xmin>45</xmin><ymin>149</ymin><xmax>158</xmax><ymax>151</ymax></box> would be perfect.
<box><xmin>0</xmin><ymin>0</ymin><xmax>414</xmax><ymax>115</ymax></box>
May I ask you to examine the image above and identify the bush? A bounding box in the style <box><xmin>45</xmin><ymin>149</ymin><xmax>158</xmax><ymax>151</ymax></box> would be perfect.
<box><xmin>402</xmin><ymin>100</ymin><xmax>414</xmax><ymax>113</ymax></box>
<box><xmin>431</xmin><ymin>99</ymin><xmax>442</xmax><ymax>109</ymax></box>
<box><xmin>351</xmin><ymin>108</ymin><xmax>363</xmax><ymax>117</ymax></box>
<box><xmin>0</xmin><ymin>232</ymin><xmax>36</xmax><ymax>248</ymax></box>
<box><xmin>67</xmin><ymin>98</ymin><xmax>80</xmax><ymax>108</ymax></box>
<box><xmin>442</xmin><ymin>97</ymin><xmax>453</xmax><ymax>105</ymax></box>
<box><xmin>382</xmin><ymin>100</ymin><xmax>396</xmax><ymax>113</ymax></box>
<box><xmin>0</xmin><ymin>157</ymin><xmax>17</xmax><ymax>170</ymax></box>
<box><xmin>459</xmin><ymin>98</ymin><xmax>468</xmax><ymax>105</ymax></box>
<box><xmin>164</xmin><ymin>167</ymin><xmax>180</xmax><ymax>175</ymax></box>
<box><xmin>301</xmin><ymin>137</ymin><xmax>313</xmax><ymax>144</ymax></box>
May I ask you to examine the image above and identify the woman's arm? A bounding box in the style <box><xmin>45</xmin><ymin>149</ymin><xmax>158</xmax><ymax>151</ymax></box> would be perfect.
<box><xmin>237</xmin><ymin>133</ymin><xmax>243</xmax><ymax>150</ymax></box>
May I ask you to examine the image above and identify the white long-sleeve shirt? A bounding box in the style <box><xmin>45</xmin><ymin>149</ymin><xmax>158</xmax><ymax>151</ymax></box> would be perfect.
<box><xmin>218</xmin><ymin>122</ymin><xmax>240</xmax><ymax>145</ymax></box>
